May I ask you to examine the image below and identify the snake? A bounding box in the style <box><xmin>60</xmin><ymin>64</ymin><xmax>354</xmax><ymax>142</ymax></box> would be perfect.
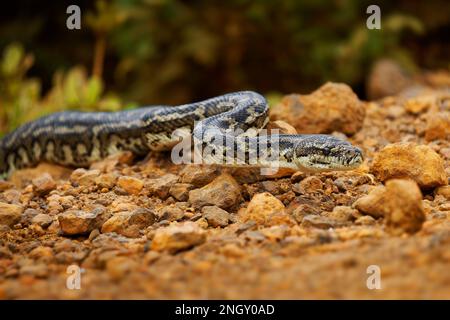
<box><xmin>0</xmin><ymin>91</ymin><xmax>363</xmax><ymax>178</ymax></box>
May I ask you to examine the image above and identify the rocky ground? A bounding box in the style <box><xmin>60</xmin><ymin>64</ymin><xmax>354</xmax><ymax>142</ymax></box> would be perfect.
<box><xmin>0</xmin><ymin>77</ymin><xmax>449</xmax><ymax>299</ymax></box>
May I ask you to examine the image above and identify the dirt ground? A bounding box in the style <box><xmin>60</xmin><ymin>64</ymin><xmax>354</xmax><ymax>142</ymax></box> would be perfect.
<box><xmin>0</xmin><ymin>78</ymin><xmax>449</xmax><ymax>299</ymax></box>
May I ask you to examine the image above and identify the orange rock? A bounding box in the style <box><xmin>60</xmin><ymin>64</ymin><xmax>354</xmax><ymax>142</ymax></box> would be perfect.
<box><xmin>188</xmin><ymin>173</ymin><xmax>241</xmax><ymax>210</ymax></box>
<box><xmin>242</xmin><ymin>192</ymin><xmax>295</xmax><ymax>227</ymax></box>
<box><xmin>404</xmin><ymin>95</ymin><xmax>438</xmax><ymax>114</ymax></box>
<box><xmin>101</xmin><ymin>208</ymin><xmax>156</xmax><ymax>238</ymax></box>
<box><xmin>270</xmin><ymin>82</ymin><xmax>365</xmax><ymax>135</ymax></box>
<box><xmin>425</xmin><ymin>111</ymin><xmax>450</xmax><ymax>141</ymax></box>
<box><xmin>435</xmin><ymin>186</ymin><xmax>450</xmax><ymax>200</ymax></box>
<box><xmin>354</xmin><ymin>179</ymin><xmax>425</xmax><ymax>234</ymax></box>
<box><xmin>265</xmin><ymin>120</ymin><xmax>297</xmax><ymax>135</ymax></box>
<box><xmin>117</xmin><ymin>176</ymin><xmax>144</xmax><ymax>195</ymax></box>
<box><xmin>151</xmin><ymin>222</ymin><xmax>206</xmax><ymax>253</ymax></box>
<box><xmin>10</xmin><ymin>163</ymin><xmax>71</xmax><ymax>188</ymax></box>
<box><xmin>371</xmin><ymin>143</ymin><xmax>447</xmax><ymax>189</ymax></box>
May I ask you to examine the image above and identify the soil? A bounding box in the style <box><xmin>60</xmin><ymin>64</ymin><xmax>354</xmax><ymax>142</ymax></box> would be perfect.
<box><xmin>0</xmin><ymin>79</ymin><xmax>449</xmax><ymax>299</ymax></box>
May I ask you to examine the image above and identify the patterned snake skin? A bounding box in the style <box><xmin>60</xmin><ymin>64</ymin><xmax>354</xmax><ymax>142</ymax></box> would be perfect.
<box><xmin>0</xmin><ymin>91</ymin><xmax>363</xmax><ymax>178</ymax></box>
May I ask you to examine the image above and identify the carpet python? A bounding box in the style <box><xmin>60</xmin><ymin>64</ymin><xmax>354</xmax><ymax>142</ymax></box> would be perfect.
<box><xmin>0</xmin><ymin>91</ymin><xmax>363</xmax><ymax>178</ymax></box>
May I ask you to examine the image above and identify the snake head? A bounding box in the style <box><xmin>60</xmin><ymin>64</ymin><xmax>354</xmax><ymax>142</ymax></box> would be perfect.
<box><xmin>292</xmin><ymin>135</ymin><xmax>363</xmax><ymax>172</ymax></box>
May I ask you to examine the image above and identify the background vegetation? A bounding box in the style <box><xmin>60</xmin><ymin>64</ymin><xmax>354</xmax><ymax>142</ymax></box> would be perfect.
<box><xmin>0</xmin><ymin>0</ymin><xmax>449</xmax><ymax>136</ymax></box>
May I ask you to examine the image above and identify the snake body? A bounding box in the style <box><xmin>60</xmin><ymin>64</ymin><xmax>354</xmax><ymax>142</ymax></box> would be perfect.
<box><xmin>0</xmin><ymin>91</ymin><xmax>363</xmax><ymax>177</ymax></box>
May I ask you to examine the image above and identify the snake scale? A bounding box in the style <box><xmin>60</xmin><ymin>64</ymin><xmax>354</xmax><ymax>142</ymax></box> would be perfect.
<box><xmin>0</xmin><ymin>91</ymin><xmax>363</xmax><ymax>178</ymax></box>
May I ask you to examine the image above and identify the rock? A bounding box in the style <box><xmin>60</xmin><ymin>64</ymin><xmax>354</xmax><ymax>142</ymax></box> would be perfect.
<box><xmin>117</xmin><ymin>176</ymin><xmax>144</xmax><ymax>195</ymax></box>
<box><xmin>242</xmin><ymin>192</ymin><xmax>294</xmax><ymax>227</ymax></box>
<box><xmin>188</xmin><ymin>174</ymin><xmax>241</xmax><ymax>210</ymax></box>
<box><xmin>354</xmin><ymin>179</ymin><xmax>425</xmax><ymax>234</ymax></box>
<box><xmin>95</xmin><ymin>173</ymin><xmax>118</xmax><ymax>189</ymax></box>
<box><xmin>20</xmin><ymin>264</ymin><xmax>48</xmax><ymax>278</ymax></box>
<box><xmin>101</xmin><ymin>208</ymin><xmax>156</xmax><ymax>238</ymax></box>
<box><xmin>290</xmin><ymin>204</ymin><xmax>320</xmax><ymax>223</ymax></box>
<box><xmin>353</xmin><ymin>185</ymin><xmax>389</xmax><ymax>218</ymax></box>
<box><xmin>20</xmin><ymin>208</ymin><xmax>40</xmax><ymax>225</ymax></box>
<box><xmin>371</xmin><ymin>143</ymin><xmax>447</xmax><ymax>189</ymax></box>
<box><xmin>265</xmin><ymin>120</ymin><xmax>297</xmax><ymax>135</ymax></box>
<box><xmin>179</xmin><ymin>165</ymin><xmax>220</xmax><ymax>187</ymax></box>
<box><xmin>9</xmin><ymin>163</ymin><xmax>71</xmax><ymax>188</ymax></box>
<box><xmin>151</xmin><ymin>222</ymin><xmax>206</xmax><ymax>253</ymax></box>
<box><xmin>292</xmin><ymin>176</ymin><xmax>323</xmax><ymax>194</ymax></box>
<box><xmin>385</xmin><ymin>179</ymin><xmax>425</xmax><ymax>234</ymax></box>
<box><xmin>71</xmin><ymin>169</ymin><xmax>101</xmax><ymax>186</ymax></box>
<box><xmin>29</xmin><ymin>246</ymin><xmax>54</xmax><ymax>261</ymax></box>
<box><xmin>301</xmin><ymin>215</ymin><xmax>346</xmax><ymax>229</ymax></box>
<box><xmin>146</xmin><ymin>174</ymin><xmax>179</xmax><ymax>199</ymax></box>
<box><xmin>58</xmin><ymin>209</ymin><xmax>105</xmax><ymax>235</ymax></box>
<box><xmin>106</xmin><ymin>256</ymin><xmax>138</xmax><ymax>281</ymax></box>
<box><xmin>31</xmin><ymin>213</ymin><xmax>53</xmax><ymax>228</ymax></box>
<box><xmin>0</xmin><ymin>180</ymin><xmax>14</xmax><ymax>191</ymax></box>
<box><xmin>435</xmin><ymin>186</ymin><xmax>450</xmax><ymax>200</ymax></box>
<box><xmin>326</xmin><ymin>206</ymin><xmax>357</xmax><ymax>222</ymax></box>
<box><xmin>366</xmin><ymin>59</ymin><xmax>414</xmax><ymax>100</ymax></box>
<box><xmin>202</xmin><ymin>206</ymin><xmax>230</xmax><ymax>228</ymax></box>
<box><xmin>404</xmin><ymin>95</ymin><xmax>437</xmax><ymax>114</ymax></box>
<box><xmin>169</xmin><ymin>183</ymin><xmax>194</xmax><ymax>201</ymax></box>
<box><xmin>425</xmin><ymin>112</ymin><xmax>450</xmax><ymax>141</ymax></box>
<box><xmin>270</xmin><ymin>82</ymin><xmax>365</xmax><ymax>135</ymax></box>
<box><xmin>260</xmin><ymin>225</ymin><xmax>289</xmax><ymax>241</ymax></box>
<box><xmin>355</xmin><ymin>215</ymin><xmax>376</xmax><ymax>226</ymax></box>
<box><xmin>2</xmin><ymin>189</ymin><xmax>21</xmax><ymax>204</ymax></box>
<box><xmin>32</xmin><ymin>173</ymin><xmax>56</xmax><ymax>195</ymax></box>
<box><xmin>0</xmin><ymin>202</ymin><xmax>23</xmax><ymax>226</ymax></box>
<box><xmin>158</xmin><ymin>206</ymin><xmax>184</xmax><ymax>222</ymax></box>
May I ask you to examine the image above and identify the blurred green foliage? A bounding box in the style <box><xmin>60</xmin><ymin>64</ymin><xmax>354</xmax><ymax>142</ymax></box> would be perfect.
<box><xmin>0</xmin><ymin>43</ymin><xmax>123</xmax><ymax>136</ymax></box>
<box><xmin>0</xmin><ymin>0</ymin><xmax>449</xmax><ymax>135</ymax></box>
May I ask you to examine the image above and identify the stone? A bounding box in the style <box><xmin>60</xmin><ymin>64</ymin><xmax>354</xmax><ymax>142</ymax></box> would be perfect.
<box><xmin>260</xmin><ymin>225</ymin><xmax>289</xmax><ymax>241</ymax></box>
<box><xmin>71</xmin><ymin>169</ymin><xmax>101</xmax><ymax>186</ymax></box>
<box><xmin>301</xmin><ymin>215</ymin><xmax>346</xmax><ymax>229</ymax></box>
<box><xmin>291</xmin><ymin>204</ymin><xmax>320</xmax><ymax>223</ymax></box>
<box><xmin>202</xmin><ymin>206</ymin><xmax>230</xmax><ymax>228</ymax></box>
<box><xmin>169</xmin><ymin>183</ymin><xmax>194</xmax><ymax>201</ymax></box>
<box><xmin>58</xmin><ymin>209</ymin><xmax>105</xmax><ymax>235</ymax></box>
<box><xmin>179</xmin><ymin>165</ymin><xmax>220</xmax><ymax>187</ymax></box>
<box><xmin>371</xmin><ymin>143</ymin><xmax>447</xmax><ymax>189</ymax></box>
<box><xmin>404</xmin><ymin>95</ymin><xmax>437</xmax><ymax>114</ymax></box>
<box><xmin>29</xmin><ymin>246</ymin><xmax>54</xmax><ymax>260</ymax></box>
<box><xmin>367</xmin><ymin>59</ymin><xmax>414</xmax><ymax>100</ymax></box>
<box><xmin>354</xmin><ymin>179</ymin><xmax>425</xmax><ymax>234</ymax></box>
<box><xmin>425</xmin><ymin>111</ymin><xmax>450</xmax><ymax>141</ymax></box>
<box><xmin>270</xmin><ymin>82</ymin><xmax>365</xmax><ymax>135</ymax></box>
<box><xmin>353</xmin><ymin>185</ymin><xmax>389</xmax><ymax>218</ymax></box>
<box><xmin>435</xmin><ymin>186</ymin><xmax>450</xmax><ymax>200</ymax></box>
<box><xmin>20</xmin><ymin>208</ymin><xmax>40</xmax><ymax>225</ymax></box>
<box><xmin>188</xmin><ymin>174</ymin><xmax>241</xmax><ymax>210</ymax></box>
<box><xmin>117</xmin><ymin>176</ymin><xmax>144</xmax><ymax>195</ymax></box>
<box><xmin>106</xmin><ymin>256</ymin><xmax>138</xmax><ymax>281</ymax></box>
<box><xmin>32</xmin><ymin>173</ymin><xmax>56</xmax><ymax>195</ymax></box>
<box><xmin>326</xmin><ymin>206</ymin><xmax>357</xmax><ymax>222</ymax></box>
<box><xmin>146</xmin><ymin>174</ymin><xmax>179</xmax><ymax>199</ymax></box>
<box><xmin>355</xmin><ymin>215</ymin><xmax>376</xmax><ymax>226</ymax></box>
<box><xmin>151</xmin><ymin>222</ymin><xmax>206</xmax><ymax>253</ymax></box>
<box><xmin>10</xmin><ymin>163</ymin><xmax>71</xmax><ymax>188</ymax></box>
<box><xmin>95</xmin><ymin>173</ymin><xmax>118</xmax><ymax>189</ymax></box>
<box><xmin>265</xmin><ymin>120</ymin><xmax>297</xmax><ymax>135</ymax></box>
<box><xmin>101</xmin><ymin>208</ymin><xmax>156</xmax><ymax>238</ymax></box>
<box><xmin>292</xmin><ymin>176</ymin><xmax>323</xmax><ymax>194</ymax></box>
<box><xmin>242</xmin><ymin>192</ymin><xmax>294</xmax><ymax>227</ymax></box>
<box><xmin>0</xmin><ymin>202</ymin><xmax>23</xmax><ymax>226</ymax></box>
<box><xmin>31</xmin><ymin>213</ymin><xmax>53</xmax><ymax>228</ymax></box>
<box><xmin>158</xmin><ymin>206</ymin><xmax>185</xmax><ymax>222</ymax></box>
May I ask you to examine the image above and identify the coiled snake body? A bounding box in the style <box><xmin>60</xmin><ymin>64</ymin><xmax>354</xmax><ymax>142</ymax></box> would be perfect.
<box><xmin>0</xmin><ymin>91</ymin><xmax>363</xmax><ymax>178</ymax></box>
